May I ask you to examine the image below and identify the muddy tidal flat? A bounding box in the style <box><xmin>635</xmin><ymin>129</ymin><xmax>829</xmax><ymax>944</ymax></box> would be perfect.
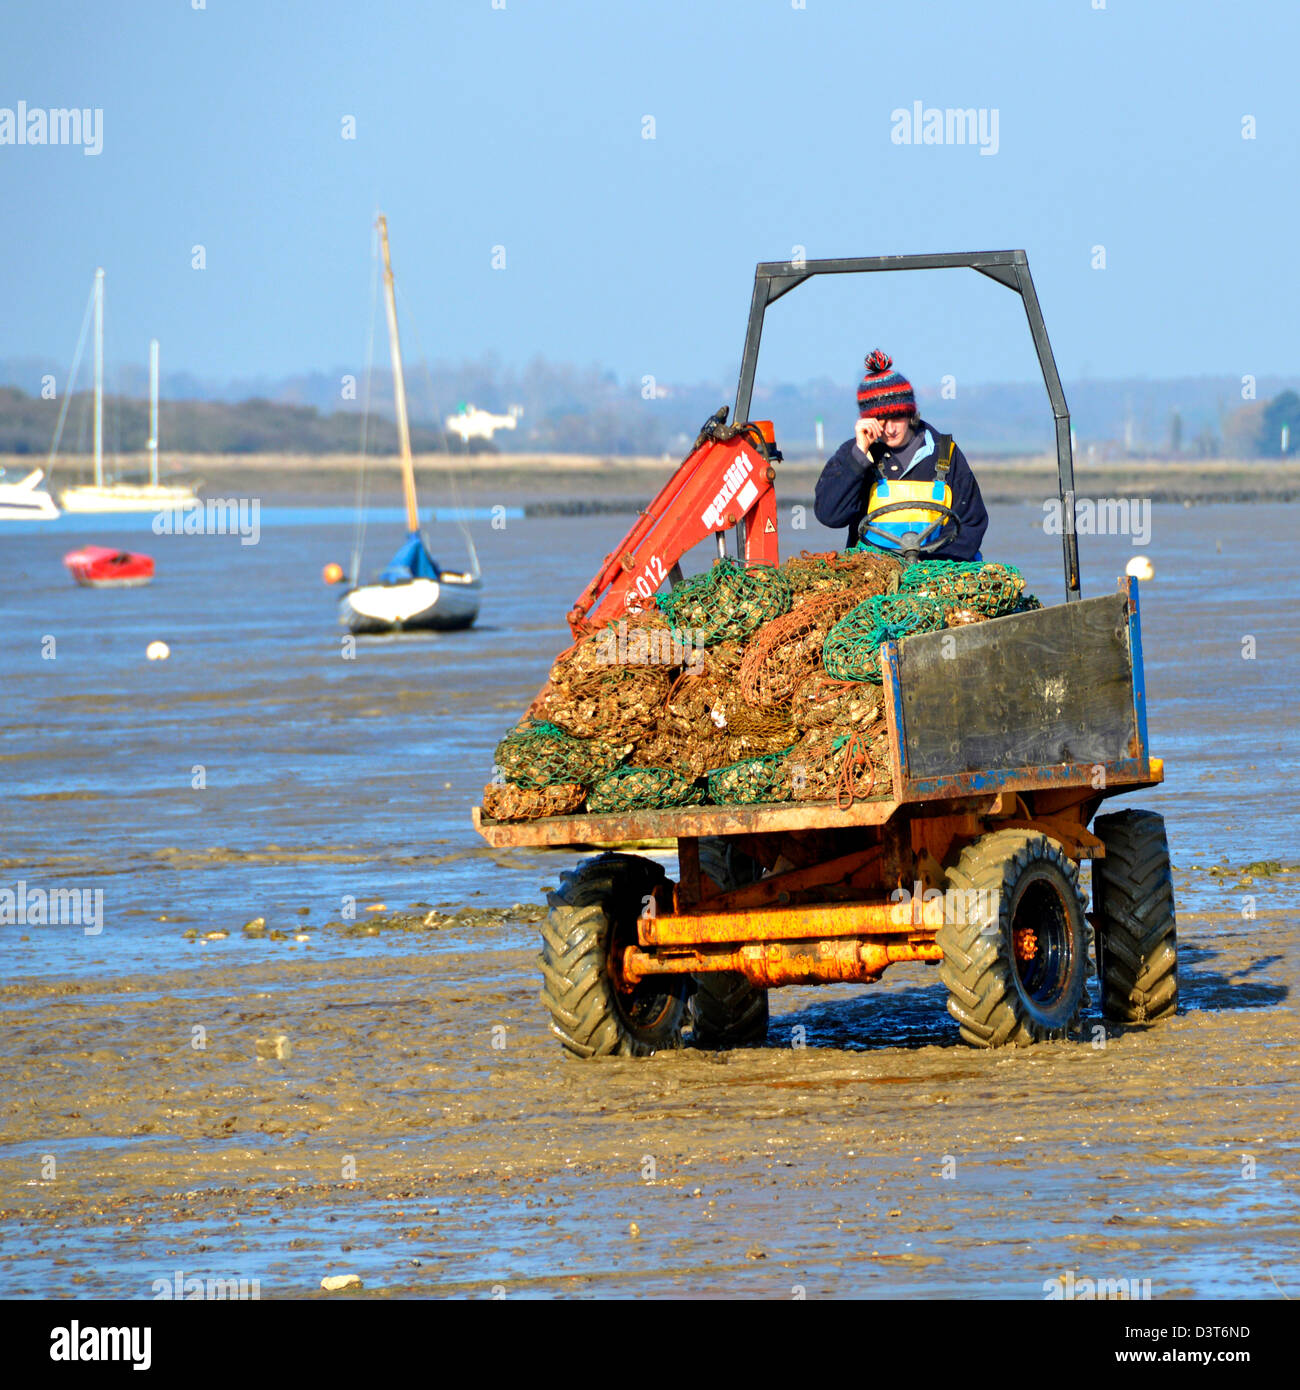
<box><xmin>2</xmin><ymin>499</ymin><xmax>1297</xmax><ymax>1298</ymax></box>
<box><xmin>0</xmin><ymin>897</ymin><xmax>1295</xmax><ymax>1299</ymax></box>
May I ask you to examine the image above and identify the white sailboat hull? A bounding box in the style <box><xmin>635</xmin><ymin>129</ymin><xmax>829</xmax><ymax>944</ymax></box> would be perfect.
<box><xmin>0</xmin><ymin>469</ymin><xmax>60</xmax><ymax>521</ymax></box>
<box><xmin>340</xmin><ymin>573</ymin><xmax>481</xmax><ymax>634</ymax></box>
<box><xmin>59</xmin><ymin>482</ymin><xmax>197</xmax><ymax>514</ymax></box>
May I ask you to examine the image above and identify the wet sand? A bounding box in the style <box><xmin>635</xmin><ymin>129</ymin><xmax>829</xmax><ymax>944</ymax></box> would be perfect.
<box><xmin>0</xmin><ymin>892</ymin><xmax>1293</xmax><ymax>1299</ymax></box>
<box><xmin>3</xmin><ymin>503</ymin><xmax>1298</xmax><ymax>1298</ymax></box>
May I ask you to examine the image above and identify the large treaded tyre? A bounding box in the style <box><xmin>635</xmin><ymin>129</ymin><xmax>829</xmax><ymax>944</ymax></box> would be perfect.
<box><xmin>539</xmin><ymin>853</ymin><xmax>687</xmax><ymax>1058</ymax></box>
<box><xmin>1092</xmin><ymin>809</ymin><xmax>1178</xmax><ymax>1024</ymax></box>
<box><xmin>689</xmin><ymin>839</ymin><xmax>769</xmax><ymax>1049</ymax></box>
<box><xmin>938</xmin><ymin>830</ymin><xmax>1089</xmax><ymax>1047</ymax></box>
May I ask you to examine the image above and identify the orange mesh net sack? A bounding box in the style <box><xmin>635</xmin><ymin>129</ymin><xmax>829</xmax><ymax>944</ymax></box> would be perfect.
<box><xmin>791</xmin><ymin>672</ymin><xmax>883</xmax><ymax>735</ymax></box>
<box><xmin>551</xmin><ymin>609</ymin><xmax>680</xmax><ymax>691</ymax></box>
<box><xmin>735</xmin><ymin>589</ymin><xmax>866</xmax><ymax>709</ymax></box>
<box><xmin>627</xmin><ymin>728</ymin><xmax>741</xmax><ymax>780</ymax></box>
<box><xmin>618</xmin><ymin>639</ymin><xmax>764</xmax><ymax>775</ymax></box>
<box><xmin>715</xmin><ymin>697</ymin><xmax>798</xmax><ymax>754</ymax></box>
<box><xmin>781</xmin><ymin>727</ymin><xmax>892</xmax><ymax>806</ymax></box>
<box><xmin>784</xmin><ymin>548</ymin><xmax>903</xmax><ymax>605</ymax></box>
<box><xmin>661</xmin><ymin>641</ymin><xmax>745</xmax><ymax>737</ymax></box>
<box><xmin>537</xmin><ymin>665</ymin><xmax>673</xmax><ymax>741</ymax></box>
<box><xmin>482</xmin><ymin>780</ymin><xmax>587</xmax><ymax>821</ymax></box>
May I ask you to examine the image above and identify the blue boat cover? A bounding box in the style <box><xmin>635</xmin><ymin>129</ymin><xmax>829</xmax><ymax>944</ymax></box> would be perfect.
<box><xmin>379</xmin><ymin>532</ymin><xmax>441</xmax><ymax>583</ymax></box>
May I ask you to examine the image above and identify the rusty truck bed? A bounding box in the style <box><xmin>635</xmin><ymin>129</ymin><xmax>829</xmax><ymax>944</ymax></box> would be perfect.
<box><xmin>473</xmin><ymin>580</ymin><xmax>1160</xmax><ymax>851</ymax></box>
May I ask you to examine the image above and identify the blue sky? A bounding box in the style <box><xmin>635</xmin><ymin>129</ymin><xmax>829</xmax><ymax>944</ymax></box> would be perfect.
<box><xmin>1</xmin><ymin>0</ymin><xmax>1296</xmax><ymax>398</ymax></box>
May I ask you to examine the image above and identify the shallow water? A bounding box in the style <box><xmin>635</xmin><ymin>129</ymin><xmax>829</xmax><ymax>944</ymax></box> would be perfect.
<box><xmin>3</xmin><ymin>501</ymin><xmax>1296</xmax><ymax>980</ymax></box>
<box><xmin>1</xmin><ymin>499</ymin><xmax>1296</xmax><ymax>1300</ymax></box>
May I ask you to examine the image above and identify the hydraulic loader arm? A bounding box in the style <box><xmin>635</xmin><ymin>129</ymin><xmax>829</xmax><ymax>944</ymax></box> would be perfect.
<box><xmin>566</xmin><ymin>411</ymin><xmax>782</xmax><ymax>636</ymax></box>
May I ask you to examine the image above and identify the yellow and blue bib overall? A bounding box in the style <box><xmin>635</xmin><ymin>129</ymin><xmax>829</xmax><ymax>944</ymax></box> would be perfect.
<box><xmin>863</xmin><ymin>432</ymin><xmax>958</xmax><ymax>552</ymax></box>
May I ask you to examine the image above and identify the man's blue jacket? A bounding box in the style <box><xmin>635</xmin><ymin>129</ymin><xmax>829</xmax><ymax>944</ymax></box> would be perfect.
<box><xmin>813</xmin><ymin>419</ymin><xmax>989</xmax><ymax>559</ymax></box>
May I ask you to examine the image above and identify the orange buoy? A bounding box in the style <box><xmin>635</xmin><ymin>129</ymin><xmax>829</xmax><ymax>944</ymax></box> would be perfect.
<box><xmin>323</xmin><ymin>562</ymin><xmax>345</xmax><ymax>585</ymax></box>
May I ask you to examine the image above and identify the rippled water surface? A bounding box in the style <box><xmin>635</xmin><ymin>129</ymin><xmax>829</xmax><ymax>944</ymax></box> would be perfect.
<box><xmin>3</xmin><ymin>501</ymin><xmax>1297</xmax><ymax>977</ymax></box>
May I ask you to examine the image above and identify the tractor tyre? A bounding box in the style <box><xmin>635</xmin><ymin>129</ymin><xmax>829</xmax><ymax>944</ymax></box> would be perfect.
<box><xmin>1092</xmin><ymin>809</ymin><xmax>1178</xmax><ymax>1024</ymax></box>
<box><xmin>539</xmin><ymin>853</ymin><xmax>687</xmax><ymax>1058</ymax></box>
<box><xmin>938</xmin><ymin>830</ymin><xmax>1089</xmax><ymax>1047</ymax></box>
<box><xmin>689</xmin><ymin>838</ymin><xmax>769</xmax><ymax>1049</ymax></box>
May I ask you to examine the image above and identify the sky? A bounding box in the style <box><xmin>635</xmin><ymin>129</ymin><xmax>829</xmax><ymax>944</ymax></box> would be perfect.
<box><xmin>1</xmin><ymin>0</ymin><xmax>1297</xmax><ymax>405</ymax></box>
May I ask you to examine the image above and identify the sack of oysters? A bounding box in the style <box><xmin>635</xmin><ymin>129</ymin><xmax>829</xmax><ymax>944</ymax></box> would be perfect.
<box><xmin>482</xmin><ymin>551</ymin><xmax>1036</xmax><ymax>821</ymax></box>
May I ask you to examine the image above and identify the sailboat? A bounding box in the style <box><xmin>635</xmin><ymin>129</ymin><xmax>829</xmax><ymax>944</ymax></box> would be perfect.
<box><xmin>57</xmin><ymin>270</ymin><xmax>197</xmax><ymax>514</ymax></box>
<box><xmin>0</xmin><ymin>466</ymin><xmax>59</xmax><ymax>520</ymax></box>
<box><xmin>339</xmin><ymin>215</ymin><xmax>481</xmax><ymax>634</ymax></box>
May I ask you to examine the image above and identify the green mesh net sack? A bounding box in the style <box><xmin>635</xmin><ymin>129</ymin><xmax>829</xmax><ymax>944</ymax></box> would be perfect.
<box><xmin>656</xmin><ymin>558</ymin><xmax>792</xmax><ymax>646</ymax></box>
<box><xmin>896</xmin><ymin>559</ymin><xmax>1026</xmax><ymax>620</ymax></box>
<box><xmin>822</xmin><ymin>592</ymin><xmax>945</xmax><ymax>683</ymax></box>
<box><xmin>706</xmin><ymin>747</ymin><xmax>796</xmax><ymax>806</ymax></box>
<box><xmin>587</xmin><ymin>765</ymin><xmax>705</xmax><ymax>813</ymax></box>
<box><xmin>781</xmin><ymin>551</ymin><xmax>841</xmax><ymax>596</ymax></box>
<box><xmin>493</xmin><ymin>719</ymin><xmax>629</xmax><ymax>789</ymax></box>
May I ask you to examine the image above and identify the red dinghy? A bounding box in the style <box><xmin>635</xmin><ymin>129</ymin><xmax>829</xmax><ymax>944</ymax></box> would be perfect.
<box><xmin>63</xmin><ymin>545</ymin><xmax>155</xmax><ymax>588</ymax></box>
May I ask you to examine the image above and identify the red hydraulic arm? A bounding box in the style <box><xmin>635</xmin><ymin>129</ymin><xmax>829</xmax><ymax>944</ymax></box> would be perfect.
<box><xmin>567</xmin><ymin>412</ymin><xmax>783</xmax><ymax>637</ymax></box>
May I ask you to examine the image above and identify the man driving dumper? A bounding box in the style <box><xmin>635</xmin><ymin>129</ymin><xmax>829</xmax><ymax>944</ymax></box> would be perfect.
<box><xmin>814</xmin><ymin>349</ymin><xmax>988</xmax><ymax>560</ymax></box>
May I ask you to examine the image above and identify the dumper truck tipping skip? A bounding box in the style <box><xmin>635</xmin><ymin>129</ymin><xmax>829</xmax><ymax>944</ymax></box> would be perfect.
<box><xmin>473</xmin><ymin>250</ymin><xmax>1178</xmax><ymax>1055</ymax></box>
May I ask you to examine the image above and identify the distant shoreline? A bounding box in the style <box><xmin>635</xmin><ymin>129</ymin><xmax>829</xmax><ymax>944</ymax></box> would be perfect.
<box><xmin>12</xmin><ymin>452</ymin><xmax>1300</xmax><ymax>508</ymax></box>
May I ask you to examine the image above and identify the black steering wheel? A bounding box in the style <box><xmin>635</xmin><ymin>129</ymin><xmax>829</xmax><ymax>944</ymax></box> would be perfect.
<box><xmin>857</xmin><ymin>500</ymin><xmax>962</xmax><ymax>565</ymax></box>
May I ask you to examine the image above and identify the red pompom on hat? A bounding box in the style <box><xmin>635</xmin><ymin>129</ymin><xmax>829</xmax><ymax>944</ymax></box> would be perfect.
<box><xmin>857</xmin><ymin>350</ymin><xmax>916</xmax><ymax>419</ymax></box>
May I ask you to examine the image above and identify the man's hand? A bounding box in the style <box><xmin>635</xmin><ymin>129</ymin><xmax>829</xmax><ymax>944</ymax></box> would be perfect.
<box><xmin>855</xmin><ymin>416</ymin><xmax>884</xmax><ymax>453</ymax></box>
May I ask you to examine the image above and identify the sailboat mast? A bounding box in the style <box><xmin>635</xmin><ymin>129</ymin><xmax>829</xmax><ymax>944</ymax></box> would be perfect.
<box><xmin>148</xmin><ymin>338</ymin><xmax>159</xmax><ymax>486</ymax></box>
<box><xmin>93</xmin><ymin>268</ymin><xmax>104</xmax><ymax>489</ymax></box>
<box><xmin>377</xmin><ymin>215</ymin><xmax>420</xmax><ymax>535</ymax></box>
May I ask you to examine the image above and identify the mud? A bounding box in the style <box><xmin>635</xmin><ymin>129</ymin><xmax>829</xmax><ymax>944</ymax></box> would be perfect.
<box><xmin>0</xmin><ymin>885</ymin><xmax>1294</xmax><ymax>1299</ymax></box>
<box><xmin>3</xmin><ymin>504</ymin><xmax>1298</xmax><ymax>1297</ymax></box>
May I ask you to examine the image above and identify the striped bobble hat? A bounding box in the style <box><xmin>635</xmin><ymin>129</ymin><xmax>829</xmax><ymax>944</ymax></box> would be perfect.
<box><xmin>856</xmin><ymin>349</ymin><xmax>916</xmax><ymax>419</ymax></box>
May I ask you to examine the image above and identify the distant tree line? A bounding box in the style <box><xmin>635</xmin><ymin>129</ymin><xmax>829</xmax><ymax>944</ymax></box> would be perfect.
<box><xmin>0</xmin><ymin>386</ymin><xmax>495</xmax><ymax>456</ymax></box>
<box><xmin>2</xmin><ymin>373</ymin><xmax>1298</xmax><ymax>460</ymax></box>
<box><xmin>1218</xmin><ymin>390</ymin><xmax>1300</xmax><ymax>459</ymax></box>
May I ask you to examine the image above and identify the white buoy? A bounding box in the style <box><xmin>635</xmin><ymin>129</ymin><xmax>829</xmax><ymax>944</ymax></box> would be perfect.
<box><xmin>146</xmin><ymin>640</ymin><xmax>170</xmax><ymax>660</ymax></box>
<box><xmin>1125</xmin><ymin>556</ymin><xmax>1155</xmax><ymax>581</ymax></box>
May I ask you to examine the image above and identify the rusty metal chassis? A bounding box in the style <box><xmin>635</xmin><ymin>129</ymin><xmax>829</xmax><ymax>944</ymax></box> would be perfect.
<box><xmin>619</xmin><ymin>785</ymin><xmax>1108</xmax><ymax>991</ymax></box>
